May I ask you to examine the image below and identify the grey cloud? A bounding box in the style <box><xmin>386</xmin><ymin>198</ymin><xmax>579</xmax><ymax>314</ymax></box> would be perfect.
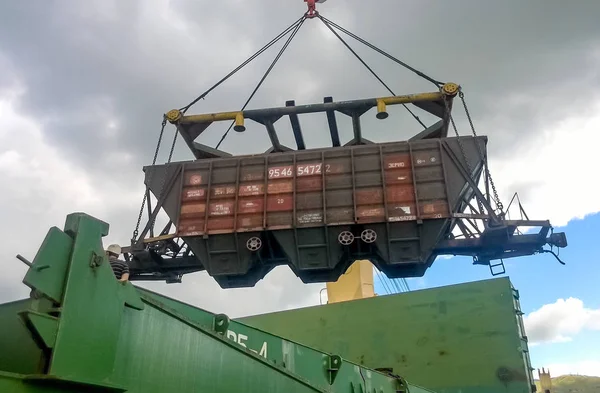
<box><xmin>3</xmin><ymin>0</ymin><xmax>600</xmax><ymax>167</ymax></box>
<box><xmin>1</xmin><ymin>1</ymin><xmax>600</xmax><ymax>309</ymax></box>
<box><xmin>137</xmin><ymin>266</ymin><xmax>324</xmax><ymax>319</ymax></box>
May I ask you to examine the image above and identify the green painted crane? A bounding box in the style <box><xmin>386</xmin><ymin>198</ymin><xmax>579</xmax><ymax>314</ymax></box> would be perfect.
<box><xmin>0</xmin><ymin>212</ymin><xmax>435</xmax><ymax>393</ymax></box>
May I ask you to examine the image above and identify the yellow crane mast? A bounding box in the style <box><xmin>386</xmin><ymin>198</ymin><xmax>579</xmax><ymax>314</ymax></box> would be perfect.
<box><xmin>325</xmin><ymin>260</ymin><xmax>376</xmax><ymax>303</ymax></box>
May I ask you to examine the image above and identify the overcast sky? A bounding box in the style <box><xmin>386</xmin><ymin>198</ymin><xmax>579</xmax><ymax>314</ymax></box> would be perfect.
<box><xmin>1</xmin><ymin>0</ymin><xmax>600</xmax><ymax>329</ymax></box>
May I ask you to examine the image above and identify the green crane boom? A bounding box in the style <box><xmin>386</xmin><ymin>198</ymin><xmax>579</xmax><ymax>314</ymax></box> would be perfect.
<box><xmin>0</xmin><ymin>212</ymin><xmax>435</xmax><ymax>393</ymax></box>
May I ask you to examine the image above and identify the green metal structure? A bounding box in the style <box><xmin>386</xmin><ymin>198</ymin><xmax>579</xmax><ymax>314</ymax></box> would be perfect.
<box><xmin>239</xmin><ymin>277</ymin><xmax>535</xmax><ymax>393</ymax></box>
<box><xmin>0</xmin><ymin>212</ymin><xmax>435</xmax><ymax>393</ymax></box>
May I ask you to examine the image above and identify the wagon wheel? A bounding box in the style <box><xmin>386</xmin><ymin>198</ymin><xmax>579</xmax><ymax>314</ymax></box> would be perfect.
<box><xmin>338</xmin><ymin>231</ymin><xmax>355</xmax><ymax>246</ymax></box>
<box><xmin>360</xmin><ymin>229</ymin><xmax>377</xmax><ymax>244</ymax></box>
<box><xmin>246</xmin><ymin>237</ymin><xmax>262</xmax><ymax>252</ymax></box>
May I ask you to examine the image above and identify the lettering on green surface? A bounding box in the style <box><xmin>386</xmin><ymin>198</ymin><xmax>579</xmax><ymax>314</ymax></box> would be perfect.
<box><xmin>226</xmin><ymin>330</ymin><xmax>268</xmax><ymax>358</ymax></box>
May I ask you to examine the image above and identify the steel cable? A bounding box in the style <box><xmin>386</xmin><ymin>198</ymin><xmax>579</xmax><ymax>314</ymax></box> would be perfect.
<box><xmin>319</xmin><ymin>15</ymin><xmax>444</xmax><ymax>87</ymax></box>
<box><xmin>215</xmin><ymin>17</ymin><xmax>307</xmax><ymax>149</ymax></box>
<box><xmin>180</xmin><ymin>15</ymin><xmax>306</xmax><ymax>114</ymax></box>
<box><xmin>318</xmin><ymin>16</ymin><xmax>426</xmax><ymax>129</ymax></box>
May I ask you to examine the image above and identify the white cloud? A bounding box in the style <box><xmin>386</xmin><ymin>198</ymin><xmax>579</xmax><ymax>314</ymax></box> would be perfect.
<box><xmin>538</xmin><ymin>361</ymin><xmax>600</xmax><ymax>378</ymax></box>
<box><xmin>491</xmin><ymin>99</ymin><xmax>600</xmax><ymax>228</ymax></box>
<box><xmin>0</xmin><ymin>89</ymin><xmax>322</xmax><ymax>313</ymax></box>
<box><xmin>523</xmin><ymin>298</ymin><xmax>600</xmax><ymax>345</ymax></box>
<box><xmin>2</xmin><ymin>1</ymin><xmax>600</xmax><ymax>320</ymax></box>
<box><xmin>0</xmin><ymin>90</ymin><xmax>133</xmax><ymax>301</ymax></box>
<box><xmin>406</xmin><ymin>277</ymin><xmax>427</xmax><ymax>290</ymax></box>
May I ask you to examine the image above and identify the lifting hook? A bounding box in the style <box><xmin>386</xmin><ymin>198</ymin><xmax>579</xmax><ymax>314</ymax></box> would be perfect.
<box><xmin>305</xmin><ymin>0</ymin><xmax>326</xmax><ymax>18</ymax></box>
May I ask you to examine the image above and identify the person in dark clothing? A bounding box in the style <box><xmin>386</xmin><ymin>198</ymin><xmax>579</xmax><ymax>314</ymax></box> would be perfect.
<box><xmin>106</xmin><ymin>244</ymin><xmax>130</xmax><ymax>282</ymax></box>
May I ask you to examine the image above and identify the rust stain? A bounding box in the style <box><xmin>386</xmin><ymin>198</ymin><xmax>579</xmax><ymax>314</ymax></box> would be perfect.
<box><xmin>183</xmin><ymin>171</ymin><xmax>205</xmax><ymax>186</ymax></box>
<box><xmin>209</xmin><ymin>201</ymin><xmax>234</xmax><ymax>216</ymax></box>
<box><xmin>239</xmin><ymin>184</ymin><xmax>264</xmax><ymax>196</ymax></box>
<box><xmin>268</xmin><ymin>180</ymin><xmax>293</xmax><ymax>194</ymax></box>
<box><xmin>267</xmin><ymin>195</ymin><xmax>293</xmax><ymax>212</ymax></box>
<box><xmin>182</xmin><ymin>187</ymin><xmax>206</xmax><ymax>202</ymax></box>
<box><xmin>238</xmin><ymin>199</ymin><xmax>263</xmax><ymax>214</ymax></box>
<box><xmin>211</xmin><ymin>186</ymin><xmax>236</xmax><ymax>198</ymax></box>
<box><xmin>384</xmin><ymin>153</ymin><xmax>411</xmax><ymax>169</ymax></box>
<box><xmin>385</xmin><ymin>169</ymin><xmax>413</xmax><ymax>184</ymax></box>
<box><xmin>386</xmin><ymin>185</ymin><xmax>416</xmax><ymax>203</ymax></box>
<box><xmin>176</xmin><ymin>144</ymin><xmax>456</xmax><ymax>235</ymax></box>
<box><xmin>180</xmin><ymin>203</ymin><xmax>206</xmax><ymax>218</ymax></box>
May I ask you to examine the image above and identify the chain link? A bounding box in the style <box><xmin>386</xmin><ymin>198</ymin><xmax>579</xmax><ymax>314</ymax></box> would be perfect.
<box><xmin>459</xmin><ymin>90</ymin><xmax>504</xmax><ymax>214</ymax></box>
<box><xmin>132</xmin><ymin>116</ymin><xmax>168</xmax><ymax>242</ymax></box>
<box><xmin>442</xmin><ymin>93</ymin><xmax>486</xmax><ymax>215</ymax></box>
<box><xmin>149</xmin><ymin>126</ymin><xmax>179</xmax><ymax>231</ymax></box>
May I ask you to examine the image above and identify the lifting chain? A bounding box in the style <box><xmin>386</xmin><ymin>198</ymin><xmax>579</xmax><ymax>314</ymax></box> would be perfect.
<box><xmin>131</xmin><ymin>116</ymin><xmax>176</xmax><ymax>242</ymax></box>
<box><xmin>459</xmin><ymin>90</ymin><xmax>504</xmax><ymax>214</ymax></box>
<box><xmin>151</xmin><ymin>125</ymin><xmax>179</xmax><ymax>231</ymax></box>
<box><xmin>441</xmin><ymin>89</ymin><xmax>486</xmax><ymax>215</ymax></box>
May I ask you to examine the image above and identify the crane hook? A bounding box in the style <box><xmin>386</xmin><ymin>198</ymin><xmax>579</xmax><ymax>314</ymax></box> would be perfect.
<box><xmin>305</xmin><ymin>0</ymin><xmax>326</xmax><ymax>18</ymax></box>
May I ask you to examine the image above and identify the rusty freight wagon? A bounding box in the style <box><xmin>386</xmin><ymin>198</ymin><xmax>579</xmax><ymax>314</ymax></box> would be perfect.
<box><xmin>127</xmin><ymin>86</ymin><xmax>565</xmax><ymax>288</ymax></box>
<box><xmin>123</xmin><ymin>10</ymin><xmax>566</xmax><ymax>288</ymax></box>
<box><xmin>143</xmin><ymin>134</ymin><xmax>485</xmax><ymax>286</ymax></box>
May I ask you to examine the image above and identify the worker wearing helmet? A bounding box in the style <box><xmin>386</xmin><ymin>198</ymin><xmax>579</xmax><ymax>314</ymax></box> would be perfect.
<box><xmin>106</xmin><ymin>244</ymin><xmax>130</xmax><ymax>283</ymax></box>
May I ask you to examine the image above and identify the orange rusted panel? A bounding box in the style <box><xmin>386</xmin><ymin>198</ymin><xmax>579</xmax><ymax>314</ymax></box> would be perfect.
<box><xmin>241</xmin><ymin>169</ymin><xmax>264</xmax><ymax>182</ymax></box>
<box><xmin>182</xmin><ymin>187</ymin><xmax>206</xmax><ymax>202</ymax></box>
<box><xmin>239</xmin><ymin>184</ymin><xmax>264</xmax><ymax>196</ymax></box>
<box><xmin>268</xmin><ymin>180</ymin><xmax>293</xmax><ymax>194</ymax></box>
<box><xmin>239</xmin><ymin>199</ymin><xmax>264</xmax><ymax>214</ymax></box>
<box><xmin>211</xmin><ymin>185</ymin><xmax>237</xmax><ymax>199</ymax></box>
<box><xmin>183</xmin><ymin>171</ymin><xmax>205</xmax><ymax>186</ymax></box>
<box><xmin>207</xmin><ymin>217</ymin><xmax>235</xmax><ymax>231</ymax></box>
<box><xmin>180</xmin><ymin>203</ymin><xmax>206</xmax><ymax>219</ymax></box>
<box><xmin>385</xmin><ymin>169</ymin><xmax>413</xmax><ymax>184</ymax></box>
<box><xmin>177</xmin><ymin>218</ymin><xmax>205</xmax><ymax>236</ymax></box>
<box><xmin>384</xmin><ymin>153</ymin><xmax>411</xmax><ymax>170</ymax></box>
<box><xmin>357</xmin><ymin>206</ymin><xmax>385</xmax><ymax>219</ymax></box>
<box><xmin>296</xmin><ymin>177</ymin><xmax>322</xmax><ymax>192</ymax></box>
<box><xmin>387</xmin><ymin>185</ymin><xmax>416</xmax><ymax>203</ymax></box>
<box><xmin>356</xmin><ymin>189</ymin><xmax>383</xmax><ymax>205</ymax></box>
<box><xmin>208</xmin><ymin>201</ymin><xmax>234</xmax><ymax>216</ymax></box>
<box><xmin>174</xmin><ymin>140</ymin><xmax>454</xmax><ymax>237</ymax></box>
<box><xmin>267</xmin><ymin>194</ymin><xmax>293</xmax><ymax>212</ymax></box>
<box><xmin>237</xmin><ymin>215</ymin><xmax>263</xmax><ymax>230</ymax></box>
<box><xmin>419</xmin><ymin>200</ymin><xmax>450</xmax><ymax>219</ymax></box>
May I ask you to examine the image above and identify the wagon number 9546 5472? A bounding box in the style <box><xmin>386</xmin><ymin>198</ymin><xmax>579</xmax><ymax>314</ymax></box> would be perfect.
<box><xmin>268</xmin><ymin>163</ymin><xmax>332</xmax><ymax>179</ymax></box>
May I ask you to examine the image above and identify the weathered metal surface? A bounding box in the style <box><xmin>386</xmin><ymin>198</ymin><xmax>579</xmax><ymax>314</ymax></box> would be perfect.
<box><xmin>171</xmin><ymin>139</ymin><xmax>463</xmax><ymax>235</ymax></box>
<box><xmin>0</xmin><ymin>212</ymin><xmax>435</xmax><ymax>393</ymax></box>
<box><xmin>239</xmin><ymin>277</ymin><xmax>536</xmax><ymax>393</ymax></box>
<box><xmin>0</xmin><ymin>300</ymin><xmax>45</xmax><ymax>376</ymax></box>
<box><xmin>129</xmin><ymin>90</ymin><xmax>567</xmax><ymax>287</ymax></box>
<box><xmin>138</xmin><ymin>136</ymin><xmax>486</xmax><ymax>287</ymax></box>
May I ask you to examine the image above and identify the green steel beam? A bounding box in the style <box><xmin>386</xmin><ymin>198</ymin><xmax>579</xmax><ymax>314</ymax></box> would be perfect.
<box><xmin>0</xmin><ymin>212</ymin><xmax>436</xmax><ymax>393</ymax></box>
<box><xmin>239</xmin><ymin>278</ymin><xmax>537</xmax><ymax>393</ymax></box>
